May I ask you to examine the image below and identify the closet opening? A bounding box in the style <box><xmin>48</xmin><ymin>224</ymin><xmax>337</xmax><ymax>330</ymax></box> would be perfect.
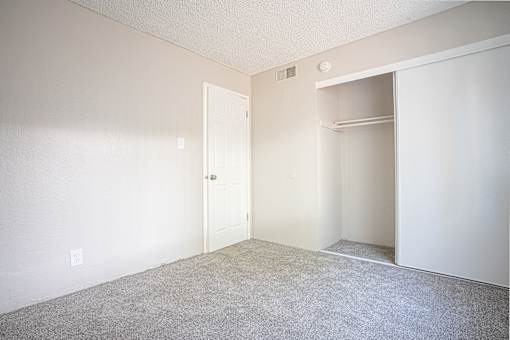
<box><xmin>317</xmin><ymin>72</ymin><xmax>396</xmax><ymax>265</ymax></box>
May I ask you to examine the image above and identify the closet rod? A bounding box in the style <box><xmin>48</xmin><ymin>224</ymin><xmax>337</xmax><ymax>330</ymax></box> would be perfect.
<box><xmin>319</xmin><ymin>118</ymin><xmax>394</xmax><ymax>131</ymax></box>
<box><xmin>332</xmin><ymin>118</ymin><xmax>394</xmax><ymax>129</ymax></box>
<box><xmin>333</xmin><ymin>114</ymin><xmax>394</xmax><ymax>126</ymax></box>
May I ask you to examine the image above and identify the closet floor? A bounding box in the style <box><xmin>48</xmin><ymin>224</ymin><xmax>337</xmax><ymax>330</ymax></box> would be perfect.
<box><xmin>324</xmin><ymin>239</ymin><xmax>395</xmax><ymax>264</ymax></box>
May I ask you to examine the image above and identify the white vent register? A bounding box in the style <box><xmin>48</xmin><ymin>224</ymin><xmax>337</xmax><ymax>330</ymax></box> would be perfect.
<box><xmin>276</xmin><ymin>66</ymin><xmax>296</xmax><ymax>81</ymax></box>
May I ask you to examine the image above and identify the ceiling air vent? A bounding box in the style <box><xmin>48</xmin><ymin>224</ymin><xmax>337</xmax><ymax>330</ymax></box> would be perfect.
<box><xmin>276</xmin><ymin>66</ymin><xmax>297</xmax><ymax>81</ymax></box>
<box><xmin>286</xmin><ymin>66</ymin><xmax>296</xmax><ymax>78</ymax></box>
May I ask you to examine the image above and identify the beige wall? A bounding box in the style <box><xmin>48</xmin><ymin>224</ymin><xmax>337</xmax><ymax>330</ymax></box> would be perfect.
<box><xmin>252</xmin><ymin>2</ymin><xmax>510</xmax><ymax>250</ymax></box>
<box><xmin>0</xmin><ymin>0</ymin><xmax>249</xmax><ymax>313</ymax></box>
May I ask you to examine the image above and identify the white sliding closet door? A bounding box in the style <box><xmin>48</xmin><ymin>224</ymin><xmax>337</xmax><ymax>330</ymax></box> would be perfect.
<box><xmin>395</xmin><ymin>45</ymin><xmax>510</xmax><ymax>286</ymax></box>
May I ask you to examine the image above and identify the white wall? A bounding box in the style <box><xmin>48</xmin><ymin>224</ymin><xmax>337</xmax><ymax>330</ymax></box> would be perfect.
<box><xmin>252</xmin><ymin>2</ymin><xmax>510</xmax><ymax>251</ymax></box>
<box><xmin>252</xmin><ymin>72</ymin><xmax>318</xmax><ymax>249</ymax></box>
<box><xmin>0</xmin><ymin>0</ymin><xmax>249</xmax><ymax>313</ymax></box>
<box><xmin>395</xmin><ymin>45</ymin><xmax>510</xmax><ymax>286</ymax></box>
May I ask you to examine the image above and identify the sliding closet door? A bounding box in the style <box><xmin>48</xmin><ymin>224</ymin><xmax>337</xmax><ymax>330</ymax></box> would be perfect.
<box><xmin>395</xmin><ymin>45</ymin><xmax>510</xmax><ymax>286</ymax></box>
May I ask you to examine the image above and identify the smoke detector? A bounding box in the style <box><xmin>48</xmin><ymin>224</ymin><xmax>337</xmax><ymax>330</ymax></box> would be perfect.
<box><xmin>318</xmin><ymin>61</ymin><xmax>332</xmax><ymax>73</ymax></box>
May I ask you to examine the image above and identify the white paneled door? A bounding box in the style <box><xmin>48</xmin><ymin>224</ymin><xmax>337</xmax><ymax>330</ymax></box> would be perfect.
<box><xmin>205</xmin><ymin>84</ymin><xmax>248</xmax><ymax>252</ymax></box>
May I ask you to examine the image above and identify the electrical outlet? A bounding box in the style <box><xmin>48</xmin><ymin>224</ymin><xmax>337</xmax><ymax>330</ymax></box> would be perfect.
<box><xmin>177</xmin><ymin>137</ymin><xmax>185</xmax><ymax>150</ymax></box>
<box><xmin>70</xmin><ymin>248</ymin><xmax>83</xmax><ymax>267</ymax></box>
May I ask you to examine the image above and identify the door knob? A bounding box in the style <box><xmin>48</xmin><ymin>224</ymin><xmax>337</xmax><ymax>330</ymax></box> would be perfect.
<box><xmin>209</xmin><ymin>174</ymin><xmax>217</xmax><ymax>180</ymax></box>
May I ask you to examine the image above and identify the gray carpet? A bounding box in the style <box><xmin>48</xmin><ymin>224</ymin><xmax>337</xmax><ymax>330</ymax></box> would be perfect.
<box><xmin>325</xmin><ymin>239</ymin><xmax>395</xmax><ymax>264</ymax></box>
<box><xmin>0</xmin><ymin>240</ymin><xmax>508</xmax><ymax>339</ymax></box>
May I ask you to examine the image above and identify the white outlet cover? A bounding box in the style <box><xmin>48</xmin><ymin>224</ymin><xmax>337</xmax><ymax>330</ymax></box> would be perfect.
<box><xmin>70</xmin><ymin>248</ymin><xmax>83</xmax><ymax>267</ymax></box>
<box><xmin>177</xmin><ymin>137</ymin><xmax>185</xmax><ymax>149</ymax></box>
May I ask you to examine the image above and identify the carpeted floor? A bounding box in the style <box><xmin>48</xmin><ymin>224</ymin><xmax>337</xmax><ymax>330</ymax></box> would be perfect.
<box><xmin>325</xmin><ymin>239</ymin><xmax>395</xmax><ymax>264</ymax></box>
<box><xmin>0</xmin><ymin>239</ymin><xmax>508</xmax><ymax>339</ymax></box>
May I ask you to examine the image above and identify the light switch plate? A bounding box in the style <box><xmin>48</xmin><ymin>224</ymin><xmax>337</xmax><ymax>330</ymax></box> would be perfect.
<box><xmin>70</xmin><ymin>248</ymin><xmax>83</xmax><ymax>267</ymax></box>
<box><xmin>177</xmin><ymin>137</ymin><xmax>185</xmax><ymax>149</ymax></box>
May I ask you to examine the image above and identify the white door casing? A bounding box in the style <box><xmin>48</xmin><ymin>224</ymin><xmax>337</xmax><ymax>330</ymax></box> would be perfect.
<box><xmin>204</xmin><ymin>84</ymin><xmax>249</xmax><ymax>252</ymax></box>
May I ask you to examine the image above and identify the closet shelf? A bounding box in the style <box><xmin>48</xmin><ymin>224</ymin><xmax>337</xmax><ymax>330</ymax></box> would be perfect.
<box><xmin>321</xmin><ymin>114</ymin><xmax>394</xmax><ymax>131</ymax></box>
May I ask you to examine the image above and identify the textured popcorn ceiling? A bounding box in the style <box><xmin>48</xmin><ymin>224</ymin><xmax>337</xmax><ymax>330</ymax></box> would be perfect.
<box><xmin>70</xmin><ymin>0</ymin><xmax>463</xmax><ymax>75</ymax></box>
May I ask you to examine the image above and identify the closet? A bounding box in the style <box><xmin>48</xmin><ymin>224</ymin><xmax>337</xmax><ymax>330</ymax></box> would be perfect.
<box><xmin>315</xmin><ymin>38</ymin><xmax>510</xmax><ymax>286</ymax></box>
<box><xmin>317</xmin><ymin>73</ymin><xmax>396</xmax><ymax>264</ymax></box>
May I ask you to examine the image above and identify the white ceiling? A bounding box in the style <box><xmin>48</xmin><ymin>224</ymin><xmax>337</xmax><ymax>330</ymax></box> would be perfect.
<box><xmin>70</xmin><ymin>0</ymin><xmax>464</xmax><ymax>75</ymax></box>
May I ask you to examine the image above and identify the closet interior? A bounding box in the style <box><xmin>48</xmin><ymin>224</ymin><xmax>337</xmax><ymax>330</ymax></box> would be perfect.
<box><xmin>317</xmin><ymin>72</ymin><xmax>396</xmax><ymax>264</ymax></box>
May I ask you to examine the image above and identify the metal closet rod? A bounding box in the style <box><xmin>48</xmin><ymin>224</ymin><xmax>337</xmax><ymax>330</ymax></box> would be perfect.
<box><xmin>319</xmin><ymin>114</ymin><xmax>395</xmax><ymax>132</ymax></box>
<box><xmin>333</xmin><ymin>114</ymin><xmax>394</xmax><ymax>127</ymax></box>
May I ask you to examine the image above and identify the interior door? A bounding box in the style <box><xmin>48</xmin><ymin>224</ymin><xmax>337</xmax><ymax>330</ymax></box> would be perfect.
<box><xmin>206</xmin><ymin>85</ymin><xmax>248</xmax><ymax>252</ymax></box>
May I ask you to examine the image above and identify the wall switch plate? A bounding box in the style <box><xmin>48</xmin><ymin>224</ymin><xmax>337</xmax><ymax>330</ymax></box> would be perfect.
<box><xmin>70</xmin><ymin>248</ymin><xmax>83</xmax><ymax>267</ymax></box>
<box><xmin>177</xmin><ymin>137</ymin><xmax>185</xmax><ymax>149</ymax></box>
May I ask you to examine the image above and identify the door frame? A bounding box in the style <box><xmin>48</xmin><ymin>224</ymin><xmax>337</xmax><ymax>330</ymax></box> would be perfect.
<box><xmin>202</xmin><ymin>82</ymin><xmax>251</xmax><ymax>253</ymax></box>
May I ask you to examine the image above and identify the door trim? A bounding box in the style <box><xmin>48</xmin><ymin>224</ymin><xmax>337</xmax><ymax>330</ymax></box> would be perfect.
<box><xmin>392</xmin><ymin>72</ymin><xmax>400</xmax><ymax>266</ymax></box>
<box><xmin>202</xmin><ymin>82</ymin><xmax>251</xmax><ymax>253</ymax></box>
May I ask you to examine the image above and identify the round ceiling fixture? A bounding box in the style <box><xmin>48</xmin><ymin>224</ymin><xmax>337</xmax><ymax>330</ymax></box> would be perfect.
<box><xmin>318</xmin><ymin>61</ymin><xmax>332</xmax><ymax>73</ymax></box>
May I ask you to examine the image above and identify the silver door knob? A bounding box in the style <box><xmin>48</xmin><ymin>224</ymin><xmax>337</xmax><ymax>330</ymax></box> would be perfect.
<box><xmin>209</xmin><ymin>174</ymin><xmax>217</xmax><ymax>180</ymax></box>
